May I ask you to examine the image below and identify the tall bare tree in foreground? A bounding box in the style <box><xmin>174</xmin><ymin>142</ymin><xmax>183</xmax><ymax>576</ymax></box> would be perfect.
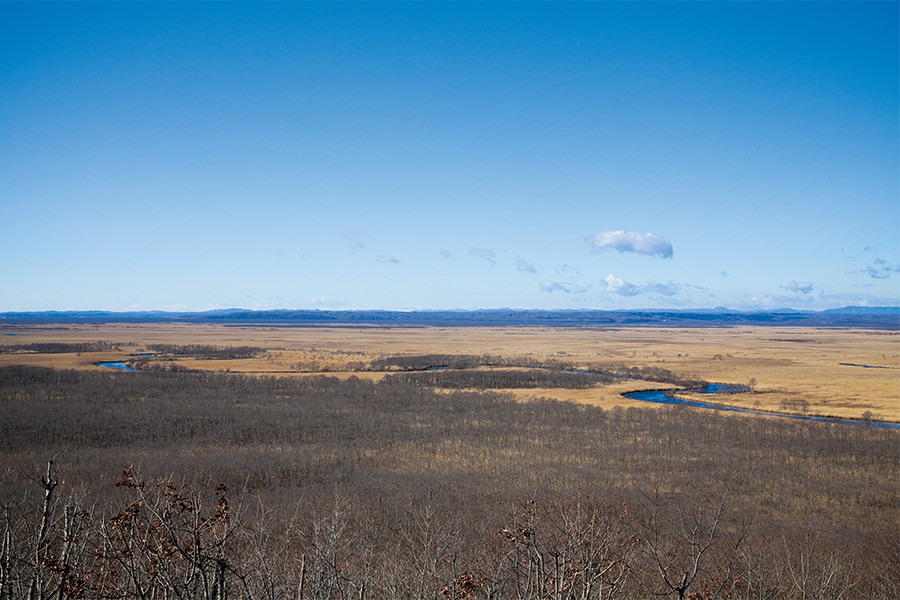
<box><xmin>636</xmin><ymin>481</ymin><xmax>745</xmax><ymax>600</ymax></box>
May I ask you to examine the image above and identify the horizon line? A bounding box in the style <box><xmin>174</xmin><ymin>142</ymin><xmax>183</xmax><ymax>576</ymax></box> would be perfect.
<box><xmin>2</xmin><ymin>306</ymin><xmax>899</xmax><ymax>315</ymax></box>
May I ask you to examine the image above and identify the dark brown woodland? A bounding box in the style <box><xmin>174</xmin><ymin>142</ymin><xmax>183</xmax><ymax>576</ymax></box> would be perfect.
<box><xmin>0</xmin><ymin>366</ymin><xmax>896</xmax><ymax>599</ymax></box>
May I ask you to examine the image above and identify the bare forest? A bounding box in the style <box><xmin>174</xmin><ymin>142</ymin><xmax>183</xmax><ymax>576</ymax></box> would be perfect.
<box><xmin>0</xmin><ymin>362</ymin><xmax>897</xmax><ymax>600</ymax></box>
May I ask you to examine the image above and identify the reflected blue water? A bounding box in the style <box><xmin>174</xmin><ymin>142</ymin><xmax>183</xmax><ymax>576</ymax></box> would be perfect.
<box><xmin>97</xmin><ymin>361</ymin><xmax>140</xmax><ymax>371</ymax></box>
<box><xmin>699</xmin><ymin>383</ymin><xmax>748</xmax><ymax>394</ymax></box>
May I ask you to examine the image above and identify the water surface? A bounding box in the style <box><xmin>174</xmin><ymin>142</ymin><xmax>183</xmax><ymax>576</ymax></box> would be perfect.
<box><xmin>97</xmin><ymin>361</ymin><xmax>140</xmax><ymax>372</ymax></box>
<box><xmin>623</xmin><ymin>388</ymin><xmax>900</xmax><ymax>429</ymax></box>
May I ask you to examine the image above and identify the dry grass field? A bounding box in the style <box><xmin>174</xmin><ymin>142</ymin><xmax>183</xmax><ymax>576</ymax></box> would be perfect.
<box><xmin>1</xmin><ymin>322</ymin><xmax>897</xmax><ymax>422</ymax></box>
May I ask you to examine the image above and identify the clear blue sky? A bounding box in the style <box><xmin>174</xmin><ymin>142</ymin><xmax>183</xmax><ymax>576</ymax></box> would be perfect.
<box><xmin>2</xmin><ymin>1</ymin><xmax>898</xmax><ymax>312</ymax></box>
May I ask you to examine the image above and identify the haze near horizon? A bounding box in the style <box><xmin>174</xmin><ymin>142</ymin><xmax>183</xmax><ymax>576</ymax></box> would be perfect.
<box><xmin>1</xmin><ymin>2</ymin><xmax>898</xmax><ymax>312</ymax></box>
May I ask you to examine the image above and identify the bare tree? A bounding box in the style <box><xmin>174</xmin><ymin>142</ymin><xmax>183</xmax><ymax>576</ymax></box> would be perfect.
<box><xmin>499</xmin><ymin>495</ymin><xmax>636</xmax><ymax>599</ymax></box>
<box><xmin>97</xmin><ymin>465</ymin><xmax>244</xmax><ymax>600</ymax></box>
<box><xmin>782</xmin><ymin>535</ymin><xmax>857</xmax><ymax>600</ymax></box>
<box><xmin>636</xmin><ymin>481</ymin><xmax>745</xmax><ymax>600</ymax></box>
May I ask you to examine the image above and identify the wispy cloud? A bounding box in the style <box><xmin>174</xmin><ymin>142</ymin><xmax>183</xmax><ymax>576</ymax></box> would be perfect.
<box><xmin>377</xmin><ymin>255</ymin><xmax>400</xmax><ymax>264</ymax></box>
<box><xmin>307</xmin><ymin>296</ymin><xmax>347</xmax><ymax>308</ymax></box>
<box><xmin>781</xmin><ymin>281</ymin><xmax>814</xmax><ymax>294</ymax></box>
<box><xmin>742</xmin><ymin>295</ymin><xmax>816</xmax><ymax>310</ymax></box>
<box><xmin>587</xmin><ymin>230</ymin><xmax>673</xmax><ymax>258</ymax></box>
<box><xmin>604</xmin><ymin>273</ymin><xmax>683</xmax><ymax>297</ymax></box>
<box><xmin>642</xmin><ymin>280</ymin><xmax>682</xmax><ymax>297</ymax></box>
<box><xmin>854</xmin><ymin>258</ymin><xmax>900</xmax><ymax>280</ymax></box>
<box><xmin>816</xmin><ymin>291</ymin><xmax>900</xmax><ymax>307</ymax></box>
<box><xmin>516</xmin><ymin>258</ymin><xmax>537</xmax><ymax>273</ymax></box>
<box><xmin>556</xmin><ymin>264</ymin><xmax>580</xmax><ymax>277</ymax></box>
<box><xmin>540</xmin><ymin>281</ymin><xmax>589</xmax><ymax>294</ymax></box>
<box><xmin>439</xmin><ymin>248</ymin><xmax>453</xmax><ymax>259</ymax></box>
<box><xmin>343</xmin><ymin>229</ymin><xmax>364</xmax><ymax>249</ymax></box>
<box><xmin>468</xmin><ymin>248</ymin><xmax>496</xmax><ymax>267</ymax></box>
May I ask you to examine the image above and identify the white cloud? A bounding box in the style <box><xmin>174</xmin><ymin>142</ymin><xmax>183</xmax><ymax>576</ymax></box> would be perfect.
<box><xmin>781</xmin><ymin>281</ymin><xmax>814</xmax><ymax>294</ymax></box>
<box><xmin>643</xmin><ymin>280</ymin><xmax>682</xmax><ymax>297</ymax></box>
<box><xmin>516</xmin><ymin>258</ymin><xmax>537</xmax><ymax>273</ymax></box>
<box><xmin>540</xmin><ymin>281</ymin><xmax>588</xmax><ymax>294</ymax></box>
<box><xmin>587</xmin><ymin>230</ymin><xmax>673</xmax><ymax>258</ymax></box>
<box><xmin>556</xmin><ymin>264</ymin><xmax>580</xmax><ymax>277</ymax></box>
<box><xmin>854</xmin><ymin>259</ymin><xmax>900</xmax><ymax>280</ymax></box>
<box><xmin>377</xmin><ymin>255</ymin><xmax>400</xmax><ymax>264</ymax></box>
<box><xmin>468</xmin><ymin>248</ymin><xmax>496</xmax><ymax>267</ymax></box>
<box><xmin>603</xmin><ymin>274</ymin><xmax>641</xmax><ymax>296</ymax></box>
<box><xmin>439</xmin><ymin>248</ymin><xmax>453</xmax><ymax>259</ymax></box>
<box><xmin>343</xmin><ymin>229</ymin><xmax>364</xmax><ymax>249</ymax></box>
<box><xmin>307</xmin><ymin>296</ymin><xmax>347</xmax><ymax>308</ymax></box>
<box><xmin>603</xmin><ymin>274</ymin><xmax>684</xmax><ymax>297</ymax></box>
<box><xmin>817</xmin><ymin>291</ymin><xmax>900</xmax><ymax>307</ymax></box>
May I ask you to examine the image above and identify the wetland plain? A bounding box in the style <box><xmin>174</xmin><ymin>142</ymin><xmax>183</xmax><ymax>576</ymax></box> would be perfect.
<box><xmin>0</xmin><ymin>318</ymin><xmax>897</xmax><ymax>599</ymax></box>
<box><xmin>2</xmin><ymin>321</ymin><xmax>897</xmax><ymax>422</ymax></box>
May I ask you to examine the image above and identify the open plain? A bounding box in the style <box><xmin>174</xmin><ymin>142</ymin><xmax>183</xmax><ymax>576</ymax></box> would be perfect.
<box><xmin>1</xmin><ymin>322</ymin><xmax>897</xmax><ymax>422</ymax></box>
<box><xmin>1</xmin><ymin>319</ymin><xmax>898</xmax><ymax>599</ymax></box>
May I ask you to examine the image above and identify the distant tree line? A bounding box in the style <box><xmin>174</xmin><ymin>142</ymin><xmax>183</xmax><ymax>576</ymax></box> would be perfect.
<box><xmin>369</xmin><ymin>353</ymin><xmax>487</xmax><ymax>371</ymax></box>
<box><xmin>145</xmin><ymin>344</ymin><xmax>265</xmax><ymax>359</ymax></box>
<box><xmin>366</xmin><ymin>353</ymin><xmax>603</xmax><ymax>372</ymax></box>
<box><xmin>0</xmin><ymin>342</ymin><xmax>120</xmax><ymax>354</ymax></box>
<box><xmin>342</xmin><ymin>354</ymin><xmax>707</xmax><ymax>388</ymax></box>
<box><xmin>384</xmin><ymin>368</ymin><xmax>615</xmax><ymax>389</ymax></box>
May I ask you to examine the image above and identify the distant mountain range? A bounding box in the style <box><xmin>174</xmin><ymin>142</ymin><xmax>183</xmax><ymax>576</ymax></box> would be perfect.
<box><xmin>2</xmin><ymin>307</ymin><xmax>898</xmax><ymax>329</ymax></box>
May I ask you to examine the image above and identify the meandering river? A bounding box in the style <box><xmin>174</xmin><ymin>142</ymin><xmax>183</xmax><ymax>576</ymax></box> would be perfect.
<box><xmin>623</xmin><ymin>386</ymin><xmax>900</xmax><ymax>429</ymax></box>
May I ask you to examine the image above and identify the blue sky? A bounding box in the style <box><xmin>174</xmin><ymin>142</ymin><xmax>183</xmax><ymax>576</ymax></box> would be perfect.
<box><xmin>2</xmin><ymin>1</ymin><xmax>898</xmax><ymax>312</ymax></box>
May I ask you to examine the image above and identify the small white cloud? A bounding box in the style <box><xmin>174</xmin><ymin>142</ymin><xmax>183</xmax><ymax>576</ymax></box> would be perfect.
<box><xmin>849</xmin><ymin>258</ymin><xmax>900</xmax><ymax>280</ymax></box>
<box><xmin>603</xmin><ymin>274</ymin><xmax>685</xmax><ymax>297</ymax></box>
<box><xmin>855</xmin><ymin>259</ymin><xmax>900</xmax><ymax>280</ymax></box>
<box><xmin>439</xmin><ymin>248</ymin><xmax>453</xmax><ymax>259</ymax></box>
<box><xmin>377</xmin><ymin>255</ymin><xmax>400</xmax><ymax>264</ymax></box>
<box><xmin>540</xmin><ymin>281</ymin><xmax>588</xmax><ymax>294</ymax></box>
<box><xmin>588</xmin><ymin>230</ymin><xmax>673</xmax><ymax>258</ymax></box>
<box><xmin>468</xmin><ymin>248</ymin><xmax>496</xmax><ymax>267</ymax></box>
<box><xmin>781</xmin><ymin>281</ymin><xmax>814</xmax><ymax>294</ymax></box>
<box><xmin>818</xmin><ymin>291</ymin><xmax>900</xmax><ymax>307</ymax></box>
<box><xmin>343</xmin><ymin>229</ymin><xmax>364</xmax><ymax>249</ymax></box>
<box><xmin>643</xmin><ymin>280</ymin><xmax>682</xmax><ymax>297</ymax></box>
<box><xmin>516</xmin><ymin>258</ymin><xmax>537</xmax><ymax>273</ymax></box>
<box><xmin>308</xmin><ymin>296</ymin><xmax>344</xmax><ymax>307</ymax></box>
<box><xmin>603</xmin><ymin>273</ymin><xmax>641</xmax><ymax>296</ymax></box>
<box><xmin>540</xmin><ymin>281</ymin><xmax>567</xmax><ymax>293</ymax></box>
<box><xmin>556</xmin><ymin>264</ymin><xmax>580</xmax><ymax>277</ymax></box>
